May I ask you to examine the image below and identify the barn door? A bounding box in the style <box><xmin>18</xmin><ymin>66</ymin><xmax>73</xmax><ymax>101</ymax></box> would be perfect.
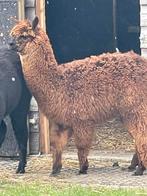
<box><xmin>45</xmin><ymin>0</ymin><xmax>114</xmax><ymax>63</ymax></box>
<box><xmin>45</xmin><ymin>0</ymin><xmax>140</xmax><ymax>63</ymax></box>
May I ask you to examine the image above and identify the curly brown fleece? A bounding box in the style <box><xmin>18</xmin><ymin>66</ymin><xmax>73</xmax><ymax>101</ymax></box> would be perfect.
<box><xmin>10</xmin><ymin>17</ymin><xmax>147</xmax><ymax>175</ymax></box>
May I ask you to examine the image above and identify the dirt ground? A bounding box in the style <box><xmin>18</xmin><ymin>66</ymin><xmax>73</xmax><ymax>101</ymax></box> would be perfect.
<box><xmin>1</xmin><ymin>118</ymin><xmax>147</xmax><ymax>188</ymax></box>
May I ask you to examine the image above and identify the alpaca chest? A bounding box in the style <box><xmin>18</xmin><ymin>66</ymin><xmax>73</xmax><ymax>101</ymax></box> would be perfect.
<box><xmin>0</xmin><ymin>72</ymin><xmax>22</xmax><ymax>115</ymax></box>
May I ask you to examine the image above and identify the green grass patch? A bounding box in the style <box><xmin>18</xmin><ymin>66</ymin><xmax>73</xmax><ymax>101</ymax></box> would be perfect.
<box><xmin>0</xmin><ymin>181</ymin><xmax>146</xmax><ymax>196</ymax></box>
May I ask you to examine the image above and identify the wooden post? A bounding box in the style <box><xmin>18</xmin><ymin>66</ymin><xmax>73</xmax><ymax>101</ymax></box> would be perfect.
<box><xmin>39</xmin><ymin>112</ymin><xmax>50</xmax><ymax>154</ymax></box>
<box><xmin>18</xmin><ymin>0</ymin><xmax>25</xmax><ymax>20</ymax></box>
<box><xmin>36</xmin><ymin>0</ymin><xmax>50</xmax><ymax>154</ymax></box>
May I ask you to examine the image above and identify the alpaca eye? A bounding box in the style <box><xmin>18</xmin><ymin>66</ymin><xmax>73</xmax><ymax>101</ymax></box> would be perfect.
<box><xmin>20</xmin><ymin>35</ymin><xmax>28</xmax><ymax>40</ymax></box>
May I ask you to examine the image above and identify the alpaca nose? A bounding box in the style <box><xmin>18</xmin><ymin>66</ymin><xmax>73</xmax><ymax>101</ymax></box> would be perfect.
<box><xmin>8</xmin><ymin>38</ymin><xmax>16</xmax><ymax>48</ymax></box>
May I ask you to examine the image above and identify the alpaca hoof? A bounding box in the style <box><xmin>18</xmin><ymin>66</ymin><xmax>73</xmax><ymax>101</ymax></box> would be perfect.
<box><xmin>16</xmin><ymin>161</ymin><xmax>26</xmax><ymax>174</ymax></box>
<box><xmin>78</xmin><ymin>163</ymin><xmax>88</xmax><ymax>175</ymax></box>
<box><xmin>133</xmin><ymin>166</ymin><xmax>144</xmax><ymax>176</ymax></box>
<box><xmin>50</xmin><ymin>167</ymin><xmax>61</xmax><ymax>176</ymax></box>
<box><xmin>16</xmin><ymin>168</ymin><xmax>25</xmax><ymax>174</ymax></box>
<box><xmin>133</xmin><ymin>171</ymin><xmax>143</xmax><ymax>176</ymax></box>
<box><xmin>50</xmin><ymin>172</ymin><xmax>59</xmax><ymax>177</ymax></box>
<box><xmin>78</xmin><ymin>170</ymin><xmax>87</xmax><ymax>175</ymax></box>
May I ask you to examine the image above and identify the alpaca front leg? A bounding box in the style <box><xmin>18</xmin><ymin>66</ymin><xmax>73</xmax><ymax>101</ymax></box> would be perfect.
<box><xmin>50</xmin><ymin>122</ymin><xmax>72</xmax><ymax>175</ymax></box>
<box><xmin>52</xmin><ymin>149</ymin><xmax>62</xmax><ymax>175</ymax></box>
<box><xmin>73</xmin><ymin>122</ymin><xmax>94</xmax><ymax>174</ymax></box>
<box><xmin>78</xmin><ymin>148</ymin><xmax>89</xmax><ymax>174</ymax></box>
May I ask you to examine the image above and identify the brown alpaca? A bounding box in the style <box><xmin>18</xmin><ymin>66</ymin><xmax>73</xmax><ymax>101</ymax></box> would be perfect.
<box><xmin>10</xmin><ymin>17</ymin><xmax>147</xmax><ymax>176</ymax></box>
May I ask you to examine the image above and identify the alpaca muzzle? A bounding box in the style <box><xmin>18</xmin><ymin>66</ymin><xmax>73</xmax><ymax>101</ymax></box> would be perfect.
<box><xmin>8</xmin><ymin>38</ymin><xmax>18</xmax><ymax>51</ymax></box>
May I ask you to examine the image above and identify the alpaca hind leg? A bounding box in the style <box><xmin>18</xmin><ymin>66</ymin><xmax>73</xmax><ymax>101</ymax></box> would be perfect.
<box><xmin>73</xmin><ymin>122</ymin><xmax>94</xmax><ymax>174</ymax></box>
<box><xmin>0</xmin><ymin>120</ymin><xmax>7</xmax><ymax>147</ymax></box>
<box><xmin>0</xmin><ymin>101</ymin><xmax>7</xmax><ymax>147</ymax></box>
<box><xmin>10</xmin><ymin>111</ymin><xmax>28</xmax><ymax>173</ymax></box>
<box><xmin>78</xmin><ymin>148</ymin><xmax>89</xmax><ymax>174</ymax></box>
<box><xmin>128</xmin><ymin>152</ymin><xmax>139</xmax><ymax>171</ymax></box>
<box><xmin>50</xmin><ymin>122</ymin><xmax>72</xmax><ymax>175</ymax></box>
<box><xmin>10</xmin><ymin>90</ymin><xmax>30</xmax><ymax>173</ymax></box>
<box><xmin>132</xmin><ymin>136</ymin><xmax>147</xmax><ymax>175</ymax></box>
<box><xmin>133</xmin><ymin>151</ymin><xmax>145</xmax><ymax>176</ymax></box>
<box><xmin>125</xmin><ymin>113</ymin><xmax>147</xmax><ymax>175</ymax></box>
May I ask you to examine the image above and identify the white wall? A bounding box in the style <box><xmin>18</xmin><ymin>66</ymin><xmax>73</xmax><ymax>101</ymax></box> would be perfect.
<box><xmin>140</xmin><ymin>0</ymin><xmax>147</xmax><ymax>56</ymax></box>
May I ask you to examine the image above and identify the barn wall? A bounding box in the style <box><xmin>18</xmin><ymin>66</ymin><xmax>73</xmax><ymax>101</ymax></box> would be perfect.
<box><xmin>140</xmin><ymin>0</ymin><xmax>147</xmax><ymax>56</ymax></box>
<box><xmin>0</xmin><ymin>0</ymin><xmax>18</xmax><ymax>45</ymax></box>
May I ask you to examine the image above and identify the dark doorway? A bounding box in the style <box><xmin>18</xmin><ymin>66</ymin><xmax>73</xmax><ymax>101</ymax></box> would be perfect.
<box><xmin>116</xmin><ymin>0</ymin><xmax>140</xmax><ymax>54</ymax></box>
<box><xmin>45</xmin><ymin>0</ymin><xmax>114</xmax><ymax>63</ymax></box>
<box><xmin>45</xmin><ymin>0</ymin><xmax>140</xmax><ymax>64</ymax></box>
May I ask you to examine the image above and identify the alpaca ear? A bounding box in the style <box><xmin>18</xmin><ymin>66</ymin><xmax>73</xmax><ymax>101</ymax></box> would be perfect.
<box><xmin>32</xmin><ymin>16</ymin><xmax>39</xmax><ymax>31</ymax></box>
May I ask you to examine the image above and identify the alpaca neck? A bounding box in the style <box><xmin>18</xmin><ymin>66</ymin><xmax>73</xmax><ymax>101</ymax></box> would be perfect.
<box><xmin>36</xmin><ymin>27</ymin><xmax>58</xmax><ymax>67</ymax></box>
<box><xmin>20</xmin><ymin>28</ymin><xmax>61</xmax><ymax>96</ymax></box>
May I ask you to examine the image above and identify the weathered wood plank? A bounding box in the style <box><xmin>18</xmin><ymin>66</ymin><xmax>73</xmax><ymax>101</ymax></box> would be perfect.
<box><xmin>39</xmin><ymin>112</ymin><xmax>50</xmax><ymax>154</ymax></box>
<box><xmin>36</xmin><ymin>0</ymin><xmax>50</xmax><ymax>154</ymax></box>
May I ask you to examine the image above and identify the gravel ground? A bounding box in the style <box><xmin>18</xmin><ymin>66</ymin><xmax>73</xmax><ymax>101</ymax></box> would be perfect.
<box><xmin>0</xmin><ymin>151</ymin><xmax>147</xmax><ymax>188</ymax></box>
<box><xmin>0</xmin><ymin>118</ymin><xmax>145</xmax><ymax>188</ymax></box>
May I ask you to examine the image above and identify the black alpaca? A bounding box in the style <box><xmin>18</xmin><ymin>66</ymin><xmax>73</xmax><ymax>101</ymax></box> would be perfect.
<box><xmin>0</xmin><ymin>45</ymin><xmax>31</xmax><ymax>173</ymax></box>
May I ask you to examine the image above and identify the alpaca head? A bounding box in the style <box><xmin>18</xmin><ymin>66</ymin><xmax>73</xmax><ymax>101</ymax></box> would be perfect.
<box><xmin>9</xmin><ymin>16</ymin><xmax>39</xmax><ymax>53</ymax></box>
